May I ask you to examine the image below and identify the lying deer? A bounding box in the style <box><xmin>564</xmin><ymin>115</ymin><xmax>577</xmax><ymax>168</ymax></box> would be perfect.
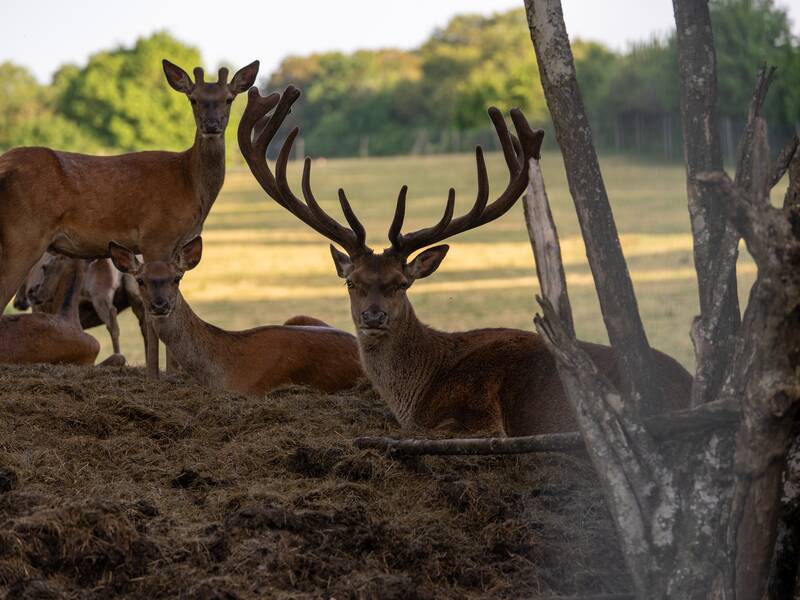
<box><xmin>0</xmin><ymin>256</ymin><xmax>100</xmax><ymax>365</ymax></box>
<box><xmin>15</xmin><ymin>253</ymin><xmax>147</xmax><ymax>363</ymax></box>
<box><xmin>0</xmin><ymin>59</ymin><xmax>260</xmax><ymax>378</ymax></box>
<box><xmin>107</xmin><ymin>237</ymin><xmax>364</xmax><ymax>395</ymax></box>
<box><xmin>239</xmin><ymin>86</ymin><xmax>692</xmax><ymax>435</ymax></box>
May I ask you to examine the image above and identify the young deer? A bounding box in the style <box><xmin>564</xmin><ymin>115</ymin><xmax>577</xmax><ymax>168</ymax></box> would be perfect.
<box><xmin>239</xmin><ymin>86</ymin><xmax>692</xmax><ymax>436</ymax></box>
<box><xmin>0</xmin><ymin>59</ymin><xmax>260</xmax><ymax>377</ymax></box>
<box><xmin>15</xmin><ymin>253</ymin><xmax>147</xmax><ymax>363</ymax></box>
<box><xmin>0</xmin><ymin>256</ymin><xmax>100</xmax><ymax>365</ymax></box>
<box><xmin>107</xmin><ymin>237</ymin><xmax>364</xmax><ymax>396</ymax></box>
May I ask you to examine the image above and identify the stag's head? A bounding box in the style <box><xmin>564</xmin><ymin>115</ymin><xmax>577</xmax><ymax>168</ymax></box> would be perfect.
<box><xmin>163</xmin><ymin>59</ymin><xmax>259</xmax><ymax>137</ymax></box>
<box><xmin>238</xmin><ymin>86</ymin><xmax>544</xmax><ymax>339</ymax></box>
<box><xmin>109</xmin><ymin>238</ymin><xmax>202</xmax><ymax>317</ymax></box>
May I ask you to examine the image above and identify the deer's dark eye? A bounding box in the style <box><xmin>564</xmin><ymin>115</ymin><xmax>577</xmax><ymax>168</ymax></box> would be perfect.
<box><xmin>136</xmin><ymin>278</ymin><xmax>144</xmax><ymax>286</ymax></box>
<box><xmin>174</xmin><ymin>276</ymin><xmax>182</xmax><ymax>284</ymax></box>
<box><xmin>345</xmin><ymin>280</ymin><xmax>354</xmax><ymax>289</ymax></box>
<box><xmin>189</xmin><ymin>98</ymin><xmax>197</xmax><ymax>105</ymax></box>
<box><xmin>225</xmin><ymin>97</ymin><xmax>233</xmax><ymax>105</ymax></box>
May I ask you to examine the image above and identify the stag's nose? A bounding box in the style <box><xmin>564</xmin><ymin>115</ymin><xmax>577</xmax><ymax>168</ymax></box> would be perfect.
<box><xmin>361</xmin><ymin>309</ymin><xmax>388</xmax><ymax>329</ymax></box>
<box><xmin>150</xmin><ymin>298</ymin><xmax>171</xmax><ymax>315</ymax></box>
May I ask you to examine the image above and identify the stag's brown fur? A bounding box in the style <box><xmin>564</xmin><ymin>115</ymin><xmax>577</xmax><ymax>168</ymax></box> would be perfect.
<box><xmin>239</xmin><ymin>87</ymin><xmax>692</xmax><ymax>435</ymax></box>
<box><xmin>109</xmin><ymin>238</ymin><xmax>364</xmax><ymax>396</ymax></box>
<box><xmin>0</xmin><ymin>258</ymin><xmax>99</xmax><ymax>365</ymax></box>
<box><xmin>0</xmin><ymin>60</ymin><xmax>259</xmax><ymax>312</ymax></box>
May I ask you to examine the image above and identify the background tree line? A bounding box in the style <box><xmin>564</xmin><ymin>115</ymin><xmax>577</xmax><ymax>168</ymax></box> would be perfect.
<box><xmin>1</xmin><ymin>0</ymin><xmax>798</xmax><ymax>161</ymax></box>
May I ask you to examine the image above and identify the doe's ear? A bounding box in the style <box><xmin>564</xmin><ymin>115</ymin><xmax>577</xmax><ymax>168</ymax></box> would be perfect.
<box><xmin>162</xmin><ymin>59</ymin><xmax>193</xmax><ymax>93</ymax></box>
<box><xmin>108</xmin><ymin>242</ymin><xmax>141</xmax><ymax>274</ymax></box>
<box><xmin>407</xmin><ymin>245</ymin><xmax>449</xmax><ymax>281</ymax></box>
<box><xmin>229</xmin><ymin>60</ymin><xmax>260</xmax><ymax>94</ymax></box>
<box><xmin>178</xmin><ymin>237</ymin><xmax>203</xmax><ymax>271</ymax></box>
<box><xmin>330</xmin><ymin>244</ymin><xmax>354</xmax><ymax>278</ymax></box>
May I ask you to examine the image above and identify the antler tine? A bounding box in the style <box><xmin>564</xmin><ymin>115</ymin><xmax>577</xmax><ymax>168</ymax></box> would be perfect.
<box><xmin>387</xmin><ymin>185</ymin><xmax>408</xmax><ymax>249</ymax></box>
<box><xmin>296</xmin><ymin>158</ymin><xmax>366</xmax><ymax>252</ymax></box>
<box><xmin>389</xmin><ymin>189</ymin><xmax>455</xmax><ymax>254</ymax></box>
<box><xmin>386</xmin><ymin>107</ymin><xmax>543</xmax><ymax>257</ymax></box>
<box><xmin>338</xmin><ymin>189</ymin><xmax>367</xmax><ymax>248</ymax></box>
<box><xmin>193</xmin><ymin>67</ymin><xmax>205</xmax><ymax>84</ymax></box>
<box><xmin>217</xmin><ymin>67</ymin><xmax>229</xmax><ymax>85</ymax></box>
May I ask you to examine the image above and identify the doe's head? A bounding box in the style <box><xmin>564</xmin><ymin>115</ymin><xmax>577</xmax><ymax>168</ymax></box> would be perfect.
<box><xmin>109</xmin><ymin>237</ymin><xmax>203</xmax><ymax>317</ymax></box>
<box><xmin>163</xmin><ymin>59</ymin><xmax>259</xmax><ymax>137</ymax></box>
<box><xmin>24</xmin><ymin>253</ymin><xmax>68</xmax><ymax>308</ymax></box>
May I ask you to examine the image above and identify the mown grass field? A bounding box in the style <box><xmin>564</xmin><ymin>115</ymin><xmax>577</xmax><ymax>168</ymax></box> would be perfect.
<box><xmin>87</xmin><ymin>151</ymin><xmax>755</xmax><ymax>369</ymax></box>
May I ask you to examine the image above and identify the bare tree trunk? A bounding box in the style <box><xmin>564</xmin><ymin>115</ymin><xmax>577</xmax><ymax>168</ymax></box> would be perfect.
<box><xmin>672</xmin><ymin>0</ymin><xmax>741</xmax><ymax>407</ymax></box>
<box><xmin>523</xmin><ymin>0</ymin><xmax>662</xmax><ymax>418</ymax></box>
<box><xmin>522</xmin><ymin>1</ymin><xmax>800</xmax><ymax>599</ymax></box>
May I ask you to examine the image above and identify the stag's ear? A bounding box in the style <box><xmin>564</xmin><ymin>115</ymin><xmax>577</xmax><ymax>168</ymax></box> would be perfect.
<box><xmin>330</xmin><ymin>244</ymin><xmax>354</xmax><ymax>278</ymax></box>
<box><xmin>108</xmin><ymin>242</ymin><xmax>141</xmax><ymax>274</ymax></box>
<box><xmin>178</xmin><ymin>237</ymin><xmax>203</xmax><ymax>271</ymax></box>
<box><xmin>162</xmin><ymin>59</ymin><xmax>193</xmax><ymax>93</ymax></box>
<box><xmin>229</xmin><ymin>60</ymin><xmax>260</xmax><ymax>94</ymax></box>
<box><xmin>407</xmin><ymin>245</ymin><xmax>449</xmax><ymax>280</ymax></box>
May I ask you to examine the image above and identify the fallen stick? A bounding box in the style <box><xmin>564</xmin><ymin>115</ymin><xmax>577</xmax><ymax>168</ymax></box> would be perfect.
<box><xmin>354</xmin><ymin>397</ymin><xmax>740</xmax><ymax>456</ymax></box>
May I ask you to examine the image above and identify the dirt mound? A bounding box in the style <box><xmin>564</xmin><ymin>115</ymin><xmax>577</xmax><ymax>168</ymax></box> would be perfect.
<box><xmin>0</xmin><ymin>364</ymin><xmax>628</xmax><ymax>598</ymax></box>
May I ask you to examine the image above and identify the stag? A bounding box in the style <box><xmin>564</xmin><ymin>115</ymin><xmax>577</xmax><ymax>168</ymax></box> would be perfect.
<box><xmin>239</xmin><ymin>87</ymin><xmax>692</xmax><ymax>435</ymax></box>
<box><xmin>107</xmin><ymin>237</ymin><xmax>364</xmax><ymax>396</ymax></box>
<box><xmin>0</xmin><ymin>256</ymin><xmax>100</xmax><ymax>365</ymax></box>
<box><xmin>0</xmin><ymin>59</ymin><xmax>260</xmax><ymax>377</ymax></box>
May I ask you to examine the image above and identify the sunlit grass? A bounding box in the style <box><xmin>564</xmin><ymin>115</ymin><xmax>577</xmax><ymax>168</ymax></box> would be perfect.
<box><xmin>32</xmin><ymin>150</ymin><xmax>759</xmax><ymax>370</ymax></box>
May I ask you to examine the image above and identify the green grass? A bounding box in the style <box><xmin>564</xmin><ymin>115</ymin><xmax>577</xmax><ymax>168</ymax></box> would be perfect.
<box><xmin>37</xmin><ymin>151</ymin><xmax>765</xmax><ymax>369</ymax></box>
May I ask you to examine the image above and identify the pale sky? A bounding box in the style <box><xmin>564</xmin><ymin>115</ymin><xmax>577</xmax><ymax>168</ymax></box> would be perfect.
<box><xmin>1</xmin><ymin>0</ymin><xmax>799</xmax><ymax>84</ymax></box>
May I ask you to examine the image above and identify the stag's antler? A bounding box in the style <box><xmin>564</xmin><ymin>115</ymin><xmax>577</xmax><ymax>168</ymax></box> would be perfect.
<box><xmin>387</xmin><ymin>109</ymin><xmax>544</xmax><ymax>257</ymax></box>
<box><xmin>238</xmin><ymin>86</ymin><xmax>369</xmax><ymax>256</ymax></box>
<box><xmin>238</xmin><ymin>85</ymin><xmax>544</xmax><ymax>258</ymax></box>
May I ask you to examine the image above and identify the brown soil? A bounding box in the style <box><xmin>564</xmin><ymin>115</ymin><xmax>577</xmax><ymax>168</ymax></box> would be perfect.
<box><xmin>0</xmin><ymin>364</ymin><xmax>629</xmax><ymax>599</ymax></box>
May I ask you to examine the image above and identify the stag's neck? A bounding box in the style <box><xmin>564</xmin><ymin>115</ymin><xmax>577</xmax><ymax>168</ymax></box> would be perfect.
<box><xmin>357</xmin><ymin>304</ymin><xmax>449</xmax><ymax>427</ymax></box>
<box><xmin>55</xmin><ymin>261</ymin><xmax>85</xmax><ymax>326</ymax></box>
<box><xmin>187</xmin><ymin>132</ymin><xmax>226</xmax><ymax>211</ymax></box>
<box><xmin>151</xmin><ymin>292</ymin><xmax>226</xmax><ymax>388</ymax></box>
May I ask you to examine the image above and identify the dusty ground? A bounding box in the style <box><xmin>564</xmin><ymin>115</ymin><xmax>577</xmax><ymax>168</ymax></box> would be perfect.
<box><xmin>0</xmin><ymin>364</ymin><xmax>629</xmax><ymax>599</ymax></box>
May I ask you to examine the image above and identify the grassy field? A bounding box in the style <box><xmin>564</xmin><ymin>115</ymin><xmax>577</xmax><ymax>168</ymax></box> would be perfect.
<box><xmin>64</xmin><ymin>151</ymin><xmax>758</xmax><ymax>368</ymax></box>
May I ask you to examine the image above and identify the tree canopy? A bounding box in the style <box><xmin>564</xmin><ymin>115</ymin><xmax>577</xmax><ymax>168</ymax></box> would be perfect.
<box><xmin>1</xmin><ymin>0</ymin><xmax>798</xmax><ymax>159</ymax></box>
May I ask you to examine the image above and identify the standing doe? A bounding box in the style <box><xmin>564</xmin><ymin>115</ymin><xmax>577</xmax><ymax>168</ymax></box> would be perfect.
<box><xmin>239</xmin><ymin>86</ymin><xmax>692</xmax><ymax>436</ymax></box>
<box><xmin>0</xmin><ymin>59</ymin><xmax>260</xmax><ymax>377</ymax></box>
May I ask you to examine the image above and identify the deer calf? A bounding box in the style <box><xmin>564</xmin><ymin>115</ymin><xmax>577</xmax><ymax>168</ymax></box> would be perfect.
<box><xmin>240</xmin><ymin>87</ymin><xmax>692</xmax><ymax>436</ymax></box>
<box><xmin>108</xmin><ymin>237</ymin><xmax>364</xmax><ymax>396</ymax></box>
<box><xmin>0</xmin><ymin>256</ymin><xmax>99</xmax><ymax>366</ymax></box>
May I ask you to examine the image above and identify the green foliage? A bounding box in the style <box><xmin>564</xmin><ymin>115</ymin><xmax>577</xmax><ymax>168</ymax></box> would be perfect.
<box><xmin>1</xmin><ymin>1</ymin><xmax>798</xmax><ymax>159</ymax></box>
<box><xmin>55</xmin><ymin>31</ymin><xmax>201</xmax><ymax>151</ymax></box>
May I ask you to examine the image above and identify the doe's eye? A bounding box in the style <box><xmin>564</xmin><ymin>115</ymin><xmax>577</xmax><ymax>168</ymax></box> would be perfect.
<box><xmin>345</xmin><ymin>280</ymin><xmax>355</xmax><ymax>289</ymax></box>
